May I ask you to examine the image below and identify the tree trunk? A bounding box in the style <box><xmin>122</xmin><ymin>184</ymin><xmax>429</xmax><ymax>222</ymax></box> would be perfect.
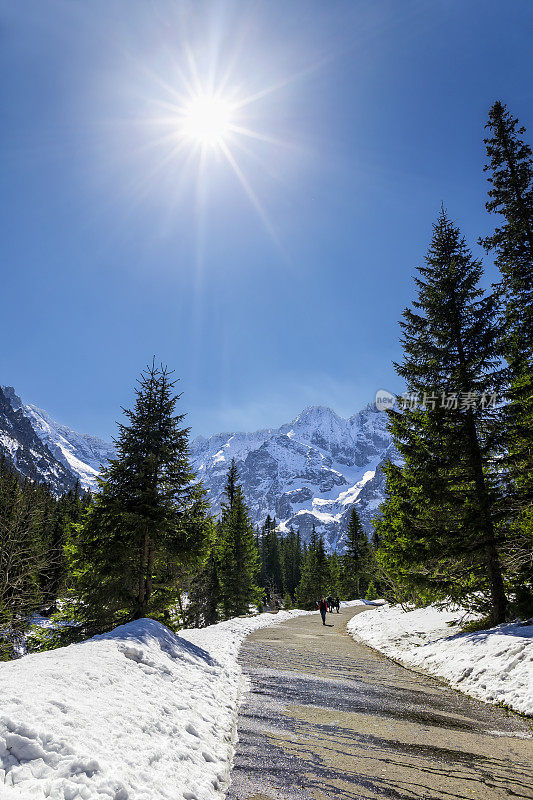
<box><xmin>135</xmin><ymin>527</ymin><xmax>149</xmax><ymax>619</ymax></box>
<box><xmin>144</xmin><ymin>539</ymin><xmax>154</xmax><ymax>616</ymax></box>
<box><xmin>447</xmin><ymin>278</ymin><xmax>508</xmax><ymax>625</ymax></box>
<box><xmin>177</xmin><ymin>591</ymin><xmax>185</xmax><ymax>626</ymax></box>
<box><xmin>464</xmin><ymin>411</ymin><xmax>507</xmax><ymax>624</ymax></box>
<box><xmin>487</xmin><ymin>542</ymin><xmax>507</xmax><ymax>625</ymax></box>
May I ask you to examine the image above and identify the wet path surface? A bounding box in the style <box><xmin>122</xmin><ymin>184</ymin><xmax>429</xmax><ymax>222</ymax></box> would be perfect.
<box><xmin>226</xmin><ymin>607</ymin><xmax>533</xmax><ymax>800</ymax></box>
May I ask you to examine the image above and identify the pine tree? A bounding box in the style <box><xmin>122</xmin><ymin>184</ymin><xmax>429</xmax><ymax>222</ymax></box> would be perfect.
<box><xmin>41</xmin><ymin>483</ymin><xmax>88</xmax><ymax>613</ymax></box>
<box><xmin>481</xmin><ymin>102</ymin><xmax>533</xmax><ymax>615</ymax></box>
<box><xmin>281</xmin><ymin>527</ymin><xmax>302</xmax><ymax>599</ymax></box>
<box><xmin>342</xmin><ymin>507</ymin><xmax>371</xmax><ymax>599</ymax></box>
<box><xmin>295</xmin><ymin>527</ymin><xmax>331</xmax><ymax>608</ymax></box>
<box><xmin>481</xmin><ymin>101</ymin><xmax>533</xmax><ymax>362</ymax></box>
<box><xmin>327</xmin><ymin>552</ymin><xmax>341</xmax><ymax>597</ymax></box>
<box><xmin>260</xmin><ymin>515</ymin><xmax>283</xmax><ymax>605</ymax></box>
<box><xmin>378</xmin><ymin>210</ymin><xmax>507</xmax><ymax>623</ymax></box>
<box><xmin>183</xmin><ymin>519</ymin><xmax>220</xmax><ymax>628</ymax></box>
<box><xmin>66</xmin><ymin>362</ymin><xmax>209</xmax><ymax>636</ymax></box>
<box><xmin>374</xmin><ymin>461</ymin><xmax>442</xmax><ymax>606</ymax></box>
<box><xmin>217</xmin><ymin>459</ymin><xmax>261</xmax><ymax>618</ymax></box>
<box><xmin>0</xmin><ymin>463</ymin><xmax>45</xmax><ymax>659</ymax></box>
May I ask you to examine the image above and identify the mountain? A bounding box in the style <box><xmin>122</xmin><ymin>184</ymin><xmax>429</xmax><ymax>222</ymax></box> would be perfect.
<box><xmin>0</xmin><ymin>386</ymin><xmax>399</xmax><ymax>550</ymax></box>
<box><xmin>22</xmin><ymin>403</ymin><xmax>116</xmax><ymax>491</ymax></box>
<box><xmin>189</xmin><ymin>404</ymin><xmax>399</xmax><ymax>551</ymax></box>
<box><xmin>0</xmin><ymin>386</ymin><xmax>114</xmax><ymax>493</ymax></box>
<box><xmin>0</xmin><ymin>386</ymin><xmax>78</xmax><ymax>495</ymax></box>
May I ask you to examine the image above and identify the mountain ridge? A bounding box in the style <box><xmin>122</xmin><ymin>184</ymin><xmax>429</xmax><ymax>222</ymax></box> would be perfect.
<box><xmin>0</xmin><ymin>386</ymin><xmax>399</xmax><ymax>549</ymax></box>
<box><xmin>190</xmin><ymin>402</ymin><xmax>399</xmax><ymax>549</ymax></box>
<box><xmin>0</xmin><ymin>387</ymin><xmax>78</xmax><ymax>495</ymax></box>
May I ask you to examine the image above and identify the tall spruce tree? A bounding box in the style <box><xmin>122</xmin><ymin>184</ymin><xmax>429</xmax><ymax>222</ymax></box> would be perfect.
<box><xmin>342</xmin><ymin>507</ymin><xmax>371</xmax><ymax>599</ymax></box>
<box><xmin>481</xmin><ymin>101</ymin><xmax>533</xmax><ymax>361</ymax></box>
<box><xmin>0</xmin><ymin>464</ymin><xmax>44</xmax><ymax>658</ymax></box>
<box><xmin>481</xmin><ymin>102</ymin><xmax>533</xmax><ymax>615</ymax></box>
<box><xmin>67</xmin><ymin>362</ymin><xmax>209</xmax><ymax>636</ymax></box>
<box><xmin>295</xmin><ymin>526</ymin><xmax>331</xmax><ymax>608</ymax></box>
<box><xmin>281</xmin><ymin>527</ymin><xmax>302</xmax><ymax>599</ymax></box>
<box><xmin>327</xmin><ymin>552</ymin><xmax>342</xmax><ymax>597</ymax></box>
<box><xmin>183</xmin><ymin>519</ymin><xmax>220</xmax><ymax>628</ymax></box>
<box><xmin>378</xmin><ymin>210</ymin><xmax>507</xmax><ymax>623</ymax></box>
<box><xmin>260</xmin><ymin>515</ymin><xmax>283</xmax><ymax>604</ymax></box>
<box><xmin>41</xmin><ymin>483</ymin><xmax>88</xmax><ymax>613</ymax></box>
<box><xmin>217</xmin><ymin>459</ymin><xmax>261</xmax><ymax>618</ymax></box>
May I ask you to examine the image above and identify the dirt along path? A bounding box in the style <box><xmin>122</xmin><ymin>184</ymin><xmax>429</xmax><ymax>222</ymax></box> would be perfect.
<box><xmin>225</xmin><ymin>605</ymin><xmax>533</xmax><ymax>800</ymax></box>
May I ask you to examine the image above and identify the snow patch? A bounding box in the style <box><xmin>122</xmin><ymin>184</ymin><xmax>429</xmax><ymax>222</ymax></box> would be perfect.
<box><xmin>0</xmin><ymin>610</ymin><xmax>312</xmax><ymax>799</ymax></box>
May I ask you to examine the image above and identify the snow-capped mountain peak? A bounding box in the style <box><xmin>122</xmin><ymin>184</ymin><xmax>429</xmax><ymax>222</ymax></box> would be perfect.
<box><xmin>0</xmin><ymin>386</ymin><xmax>398</xmax><ymax>549</ymax></box>
<box><xmin>1</xmin><ymin>387</ymin><xmax>115</xmax><ymax>492</ymax></box>
<box><xmin>24</xmin><ymin>403</ymin><xmax>116</xmax><ymax>491</ymax></box>
<box><xmin>188</xmin><ymin>402</ymin><xmax>399</xmax><ymax>550</ymax></box>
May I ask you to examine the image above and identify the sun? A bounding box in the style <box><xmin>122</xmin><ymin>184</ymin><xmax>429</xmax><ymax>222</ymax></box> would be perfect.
<box><xmin>179</xmin><ymin>93</ymin><xmax>235</xmax><ymax>148</ymax></box>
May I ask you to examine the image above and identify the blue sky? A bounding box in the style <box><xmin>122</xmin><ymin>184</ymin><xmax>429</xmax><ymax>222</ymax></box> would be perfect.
<box><xmin>1</xmin><ymin>0</ymin><xmax>532</xmax><ymax>440</ymax></box>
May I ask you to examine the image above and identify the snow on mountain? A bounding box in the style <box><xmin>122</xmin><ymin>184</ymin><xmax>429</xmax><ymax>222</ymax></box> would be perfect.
<box><xmin>1</xmin><ymin>385</ymin><xmax>399</xmax><ymax>548</ymax></box>
<box><xmin>1</xmin><ymin>387</ymin><xmax>115</xmax><ymax>492</ymax></box>
<box><xmin>189</xmin><ymin>403</ymin><xmax>400</xmax><ymax>551</ymax></box>
<box><xmin>0</xmin><ymin>387</ymin><xmax>77</xmax><ymax>495</ymax></box>
<box><xmin>23</xmin><ymin>404</ymin><xmax>116</xmax><ymax>492</ymax></box>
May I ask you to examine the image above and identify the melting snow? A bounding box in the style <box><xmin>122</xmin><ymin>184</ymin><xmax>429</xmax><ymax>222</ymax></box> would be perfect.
<box><xmin>0</xmin><ymin>610</ymin><xmax>313</xmax><ymax>799</ymax></box>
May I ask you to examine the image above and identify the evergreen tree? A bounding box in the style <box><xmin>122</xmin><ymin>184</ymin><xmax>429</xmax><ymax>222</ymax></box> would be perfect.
<box><xmin>327</xmin><ymin>551</ymin><xmax>342</xmax><ymax>597</ymax></box>
<box><xmin>481</xmin><ymin>102</ymin><xmax>533</xmax><ymax>615</ymax></box>
<box><xmin>66</xmin><ymin>362</ymin><xmax>209</xmax><ymax>636</ymax></box>
<box><xmin>217</xmin><ymin>459</ymin><xmax>261</xmax><ymax>618</ymax></box>
<box><xmin>183</xmin><ymin>519</ymin><xmax>220</xmax><ymax>628</ymax></box>
<box><xmin>41</xmin><ymin>482</ymin><xmax>88</xmax><ymax>613</ymax></box>
<box><xmin>481</xmin><ymin>101</ymin><xmax>533</xmax><ymax>362</ymax></box>
<box><xmin>374</xmin><ymin>461</ymin><xmax>443</xmax><ymax>607</ymax></box>
<box><xmin>257</xmin><ymin>514</ymin><xmax>271</xmax><ymax>590</ymax></box>
<box><xmin>281</xmin><ymin>527</ymin><xmax>302</xmax><ymax>599</ymax></box>
<box><xmin>341</xmin><ymin>507</ymin><xmax>371</xmax><ymax>599</ymax></box>
<box><xmin>295</xmin><ymin>527</ymin><xmax>331</xmax><ymax>608</ymax></box>
<box><xmin>0</xmin><ymin>463</ymin><xmax>45</xmax><ymax>659</ymax></box>
<box><xmin>260</xmin><ymin>515</ymin><xmax>283</xmax><ymax>604</ymax></box>
<box><xmin>378</xmin><ymin>210</ymin><xmax>507</xmax><ymax>623</ymax></box>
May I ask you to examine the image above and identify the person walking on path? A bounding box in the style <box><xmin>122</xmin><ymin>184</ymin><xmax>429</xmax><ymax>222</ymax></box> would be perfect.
<box><xmin>334</xmin><ymin>597</ymin><xmax>340</xmax><ymax>613</ymax></box>
<box><xmin>327</xmin><ymin>595</ymin><xmax>334</xmax><ymax>612</ymax></box>
<box><xmin>319</xmin><ymin>597</ymin><xmax>328</xmax><ymax>625</ymax></box>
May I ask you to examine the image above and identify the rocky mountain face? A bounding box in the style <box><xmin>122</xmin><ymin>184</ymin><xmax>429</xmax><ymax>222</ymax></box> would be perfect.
<box><xmin>0</xmin><ymin>386</ymin><xmax>114</xmax><ymax>494</ymax></box>
<box><xmin>0</xmin><ymin>386</ymin><xmax>399</xmax><ymax>550</ymax></box>
<box><xmin>190</xmin><ymin>404</ymin><xmax>400</xmax><ymax>551</ymax></box>
<box><xmin>22</xmin><ymin>403</ymin><xmax>116</xmax><ymax>492</ymax></box>
<box><xmin>0</xmin><ymin>387</ymin><xmax>78</xmax><ymax>495</ymax></box>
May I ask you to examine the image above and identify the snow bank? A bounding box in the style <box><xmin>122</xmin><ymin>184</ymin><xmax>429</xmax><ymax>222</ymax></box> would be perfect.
<box><xmin>347</xmin><ymin>604</ymin><xmax>533</xmax><ymax>716</ymax></box>
<box><xmin>0</xmin><ymin>609</ymin><xmax>311</xmax><ymax>800</ymax></box>
<box><xmin>340</xmin><ymin>599</ymin><xmax>384</xmax><ymax>608</ymax></box>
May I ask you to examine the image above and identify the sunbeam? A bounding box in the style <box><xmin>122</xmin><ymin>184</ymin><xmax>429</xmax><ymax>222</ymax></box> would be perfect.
<box><xmin>112</xmin><ymin>31</ymin><xmax>314</xmax><ymax>252</ymax></box>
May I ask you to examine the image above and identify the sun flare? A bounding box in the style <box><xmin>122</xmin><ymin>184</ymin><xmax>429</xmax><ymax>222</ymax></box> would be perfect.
<box><xmin>132</xmin><ymin>43</ymin><xmax>297</xmax><ymax>247</ymax></box>
<box><xmin>179</xmin><ymin>94</ymin><xmax>235</xmax><ymax>148</ymax></box>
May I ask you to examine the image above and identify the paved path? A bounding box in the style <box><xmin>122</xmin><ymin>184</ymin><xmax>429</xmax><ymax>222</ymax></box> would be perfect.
<box><xmin>226</xmin><ymin>606</ymin><xmax>533</xmax><ymax>800</ymax></box>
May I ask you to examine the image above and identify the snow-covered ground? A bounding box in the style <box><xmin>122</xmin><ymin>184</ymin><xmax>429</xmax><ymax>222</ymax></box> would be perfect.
<box><xmin>347</xmin><ymin>604</ymin><xmax>533</xmax><ymax>716</ymax></box>
<box><xmin>0</xmin><ymin>610</ymin><xmax>313</xmax><ymax>800</ymax></box>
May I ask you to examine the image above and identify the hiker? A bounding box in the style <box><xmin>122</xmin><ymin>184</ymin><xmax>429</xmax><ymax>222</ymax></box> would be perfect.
<box><xmin>327</xmin><ymin>595</ymin><xmax>334</xmax><ymax>612</ymax></box>
<box><xmin>334</xmin><ymin>597</ymin><xmax>340</xmax><ymax>613</ymax></box>
<box><xmin>319</xmin><ymin>596</ymin><xmax>328</xmax><ymax>625</ymax></box>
